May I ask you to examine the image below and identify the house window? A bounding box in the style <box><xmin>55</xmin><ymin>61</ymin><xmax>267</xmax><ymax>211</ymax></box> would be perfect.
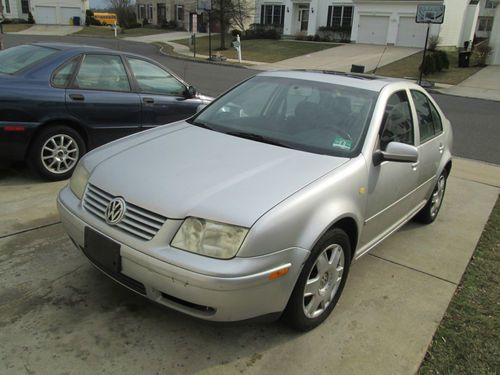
<box><xmin>138</xmin><ymin>4</ymin><xmax>146</xmax><ymax>20</ymax></box>
<box><xmin>147</xmin><ymin>4</ymin><xmax>153</xmax><ymax>19</ymax></box>
<box><xmin>327</xmin><ymin>6</ymin><xmax>353</xmax><ymax>28</ymax></box>
<box><xmin>260</xmin><ymin>4</ymin><xmax>285</xmax><ymax>25</ymax></box>
<box><xmin>21</xmin><ymin>0</ymin><xmax>29</xmax><ymax>14</ymax></box>
<box><xmin>478</xmin><ymin>16</ymin><xmax>494</xmax><ymax>31</ymax></box>
<box><xmin>5</xmin><ymin>0</ymin><xmax>10</xmax><ymax>14</ymax></box>
<box><xmin>485</xmin><ymin>0</ymin><xmax>497</xmax><ymax>9</ymax></box>
<box><xmin>176</xmin><ymin>5</ymin><xmax>184</xmax><ymax>21</ymax></box>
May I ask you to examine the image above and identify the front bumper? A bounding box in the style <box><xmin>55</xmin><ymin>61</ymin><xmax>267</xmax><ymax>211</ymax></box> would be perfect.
<box><xmin>57</xmin><ymin>186</ymin><xmax>309</xmax><ymax>321</ymax></box>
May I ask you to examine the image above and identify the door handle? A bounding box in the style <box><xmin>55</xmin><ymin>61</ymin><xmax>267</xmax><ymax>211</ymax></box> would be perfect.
<box><xmin>143</xmin><ymin>97</ymin><xmax>155</xmax><ymax>105</ymax></box>
<box><xmin>69</xmin><ymin>94</ymin><xmax>85</xmax><ymax>101</ymax></box>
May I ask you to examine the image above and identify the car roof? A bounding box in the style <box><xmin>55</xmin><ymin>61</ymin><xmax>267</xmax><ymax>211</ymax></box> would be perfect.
<box><xmin>31</xmin><ymin>42</ymin><xmax>155</xmax><ymax>61</ymax></box>
<box><xmin>32</xmin><ymin>42</ymin><xmax>108</xmax><ymax>52</ymax></box>
<box><xmin>257</xmin><ymin>70</ymin><xmax>408</xmax><ymax>92</ymax></box>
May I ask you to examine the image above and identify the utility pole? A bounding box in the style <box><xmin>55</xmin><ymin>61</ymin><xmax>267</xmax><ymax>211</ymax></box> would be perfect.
<box><xmin>219</xmin><ymin>0</ymin><xmax>225</xmax><ymax>50</ymax></box>
<box><xmin>0</xmin><ymin>0</ymin><xmax>5</xmax><ymax>50</ymax></box>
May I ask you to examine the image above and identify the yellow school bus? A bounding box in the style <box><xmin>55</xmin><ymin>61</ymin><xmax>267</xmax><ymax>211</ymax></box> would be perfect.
<box><xmin>94</xmin><ymin>12</ymin><xmax>118</xmax><ymax>26</ymax></box>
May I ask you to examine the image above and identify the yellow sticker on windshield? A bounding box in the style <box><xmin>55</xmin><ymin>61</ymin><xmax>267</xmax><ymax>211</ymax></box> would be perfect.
<box><xmin>332</xmin><ymin>137</ymin><xmax>352</xmax><ymax>150</ymax></box>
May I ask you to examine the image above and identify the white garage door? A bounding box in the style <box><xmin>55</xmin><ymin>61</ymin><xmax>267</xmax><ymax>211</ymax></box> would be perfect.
<box><xmin>397</xmin><ymin>16</ymin><xmax>428</xmax><ymax>47</ymax></box>
<box><xmin>358</xmin><ymin>15</ymin><xmax>389</xmax><ymax>45</ymax></box>
<box><xmin>35</xmin><ymin>6</ymin><xmax>57</xmax><ymax>24</ymax></box>
<box><xmin>61</xmin><ymin>7</ymin><xmax>82</xmax><ymax>25</ymax></box>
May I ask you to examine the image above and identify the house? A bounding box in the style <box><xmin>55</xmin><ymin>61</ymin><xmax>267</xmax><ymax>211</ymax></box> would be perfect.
<box><xmin>135</xmin><ymin>0</ymin><xmax>210</xmax><ymax>32</ymax></box>
<box><xmin>1</xmin><ymin>0</ymin><xmax>30</xmax><ymax>21</ymax></box>
<box><xmin>1</xmin><ymin>0</ymin><xmax>90</xmax><ymax>24</ymax></box>
<box><xmin>255</xmin><ymin>0</ymin><xmax>442</xmax><ymax>48</ymax></box>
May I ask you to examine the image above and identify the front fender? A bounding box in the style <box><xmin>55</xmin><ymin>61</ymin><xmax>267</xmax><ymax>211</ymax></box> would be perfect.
<box><xmin>238</xmin><ymin>157</ymin><xmax>367</xmax><ymax>258</ymax></box>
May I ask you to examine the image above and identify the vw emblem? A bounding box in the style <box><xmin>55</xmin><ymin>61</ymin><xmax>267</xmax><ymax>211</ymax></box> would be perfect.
<box><xmin>105</xmin><ymin>197</ymin><xmax>126</xmax><ymax>225</ymax></box>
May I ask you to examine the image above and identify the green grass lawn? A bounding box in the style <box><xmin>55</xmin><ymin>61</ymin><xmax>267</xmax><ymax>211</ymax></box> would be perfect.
<box><xmin>173</xmin><ymin>35</ymin><xmax>339</xmax><ymax>62</ymax></box>
<box><xmin>75</xmin><ymin>26</ymin><xmax>173</xmax><ymax>38</ymax></box>
<box><xmin>374</xmin><ymin>50</ymin><xmax>483</xmax><ymax>85</ymax></box>
<box><xmin>418</xmin><ymin>196</ymin><xmax>499</xmax><ymax>374</ymax></box>
<box><xmin>2</xmin><ymin>24</ymin><xmax>32</xmax><ymax>32</ymax></box>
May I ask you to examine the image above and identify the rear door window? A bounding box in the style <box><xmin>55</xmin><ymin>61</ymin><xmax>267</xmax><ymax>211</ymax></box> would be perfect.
<box><xmin>411</xmin><ymin>90</ymin><xmax>443</xmax><ymax>142</ymax></box>
<box><xmin>74</xmin><ymin>54</ymin><xmax>130</xmax><ymax>92</ymax></box>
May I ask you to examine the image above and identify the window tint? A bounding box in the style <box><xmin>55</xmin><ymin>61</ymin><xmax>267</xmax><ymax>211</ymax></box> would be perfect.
<box><xmin>411</xmin><ymin>90</ymin><xmax>442</xmax><ymax>142</ymax></box>
<box><xmin>0</xmin><ymin>45</ymin><xmax>57</xmax><ymax>74</ymax></box>
<box><xmin>52</xmin><ymin>58</ymin><xmax>79</xmax><ymax>88</ymax></box>
<box><xmin>128</xmin><ymin>58</ymin><xmax>185</xmax><ymax>96</ymax></box>
<box><xmin>380</xmin><ymin>91</ymin><xmax>414</xmax><ymax>150</ymax></box>
<box><xmin>75</xmin><ymin>54</ymin><xmax>130</xmax><ymax>92</ymax></box>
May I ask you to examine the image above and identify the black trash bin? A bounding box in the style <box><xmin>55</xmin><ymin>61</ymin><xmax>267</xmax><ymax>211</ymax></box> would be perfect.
<box><xmin>73</xmin><ymin>16</ymin><xmax>81</xmax><ymax>26</ymax></box>
<box><xmin>458</xmin><ymin>51</ymin><xmax>471</xmax><ymax>68</ymax></box>
<box><xmin>351</xmin><ymin>64</ymin><xmax>365</xmax><ymax>73</ymax></box>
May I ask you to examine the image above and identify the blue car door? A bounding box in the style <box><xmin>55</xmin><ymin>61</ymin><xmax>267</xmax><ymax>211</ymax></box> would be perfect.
<box><xmin>65</xmin><ymin>53</ymin><xmax>142</xmax><ymax>147</ymax></box>
<box><xmin>125</xmin><ymin>57</ymin><xmax>202</xmax><ymax>128</ymax></box>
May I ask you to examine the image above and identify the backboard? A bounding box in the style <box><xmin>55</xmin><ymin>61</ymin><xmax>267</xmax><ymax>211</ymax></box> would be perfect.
<box><xmin>416</xmin><ymin>4</ymin><xmax>445</xmax><ymax>24</ymax></box>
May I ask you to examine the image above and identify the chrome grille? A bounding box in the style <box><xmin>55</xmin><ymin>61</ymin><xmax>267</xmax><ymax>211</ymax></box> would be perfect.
<box><xmin>83</xmin><ymin>184</ymin><xmax>166</xmax><ymax>241</ymax></box>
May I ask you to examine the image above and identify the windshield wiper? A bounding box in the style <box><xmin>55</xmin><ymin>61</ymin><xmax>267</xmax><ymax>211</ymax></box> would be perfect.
<box><xmin>225</xmin><ymin>131</ymin><xmax>291</xmax><ymax>149</ymax></box>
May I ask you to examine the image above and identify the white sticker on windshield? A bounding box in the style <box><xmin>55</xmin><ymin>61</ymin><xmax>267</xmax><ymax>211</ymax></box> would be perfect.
<box><xmin>332</xmin><ymin>137</ymin><xmax>352</xmax><ymax>150</ymax></box>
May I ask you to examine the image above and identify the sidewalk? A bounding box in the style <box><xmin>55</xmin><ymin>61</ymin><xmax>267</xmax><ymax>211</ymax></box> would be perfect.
<box><xmin>434</xmin><ymin>65</ymin><xmax>500</xmax><ymax>101</ymax></box>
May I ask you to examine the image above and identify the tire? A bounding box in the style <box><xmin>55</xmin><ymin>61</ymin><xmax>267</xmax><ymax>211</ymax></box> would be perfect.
<box><xmin>29</xmin><ymin>125</ymin><xmax>86</xmax><ymax>181</ymax></box>
<box><xmin>414</xmin><ymin>170</ymin><xmax>448</xmax><ymax>224</ymax></box>
<box><xmin>283</xmin><ymin>228</ymin><xmax>351</xmax><ymax>331</ymax></box>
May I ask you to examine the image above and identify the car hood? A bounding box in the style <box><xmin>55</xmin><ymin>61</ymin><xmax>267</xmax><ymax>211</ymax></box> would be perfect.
<box><xmin>89</xmin><ymin>123</ymin><xmax>348</xmax><ymax>227</ymax></box>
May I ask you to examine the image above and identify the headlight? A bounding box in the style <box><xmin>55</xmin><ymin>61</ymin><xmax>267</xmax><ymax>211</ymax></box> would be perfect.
<box><xmin>69</xmin><ymin>163</ymin><xmax>90</xmax><ymax>200</ymax></box>
<box><xmin>171</xmin><ymin>217</ymin><xmax>248</xmax><ymax>259</ymax></box>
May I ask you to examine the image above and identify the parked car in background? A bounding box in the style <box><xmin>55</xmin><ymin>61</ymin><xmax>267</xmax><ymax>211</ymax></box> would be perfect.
<box><xmin>58</xmin><ymin>71</ymin><xmax>452</xmax><ymax>331</ymax></box>
<box><xmin>0</xmin><ymin>43</ymin><xmax>212</xmax><ymax>180</ymax></box>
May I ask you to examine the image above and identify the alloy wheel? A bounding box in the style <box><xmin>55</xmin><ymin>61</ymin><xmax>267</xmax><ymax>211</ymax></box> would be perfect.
<box><xmin>303</xmin><ymin>243</ymin><xmax>345</xmax><ymax>319</ymax></box>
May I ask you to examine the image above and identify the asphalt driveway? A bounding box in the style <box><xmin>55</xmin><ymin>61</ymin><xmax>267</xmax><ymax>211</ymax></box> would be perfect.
<box><xmin>0</xmin><ymin>159</ymin><xmax>498</xmax><ymax>374</ymax></box>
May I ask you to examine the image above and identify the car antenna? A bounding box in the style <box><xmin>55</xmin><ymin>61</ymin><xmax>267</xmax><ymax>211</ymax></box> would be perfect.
<box><xmin>372</xmin><ymin>45</ymin><xmax>388</xmax><ymax>75</ymax></box>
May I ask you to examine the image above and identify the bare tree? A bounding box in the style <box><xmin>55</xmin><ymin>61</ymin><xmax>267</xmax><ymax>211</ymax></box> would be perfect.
<box><xmin>106</xmin><ymin>0</ymin><xmax>135</xmax><ymax>28</ymax></box>
<box><xmin>229</xmin><ymin>0</ymin><xmax>253</xmax><ymax>32</ymax></box>
<box><xmin>212</xmin><ymin>0</ymin><xmax>253</xmax><ymax>50</ymax></box>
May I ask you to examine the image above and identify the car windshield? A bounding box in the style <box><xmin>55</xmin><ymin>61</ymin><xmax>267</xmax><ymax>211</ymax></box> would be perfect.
<box><xmin>0</xmin><ymin>45</ymin><xmax>57</xmax><ymax>74</ymax></box>
<box><xmin>190</xmin><ymin>76</ymin><xmax>378</xmax><ymax>157</ymax></box>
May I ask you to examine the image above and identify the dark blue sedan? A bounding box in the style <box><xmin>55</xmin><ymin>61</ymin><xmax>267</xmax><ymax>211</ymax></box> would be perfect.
<box><xmin>0</xmin><ymin>43</ymin><xmax>212</xmax><ymax>180</ymax></box>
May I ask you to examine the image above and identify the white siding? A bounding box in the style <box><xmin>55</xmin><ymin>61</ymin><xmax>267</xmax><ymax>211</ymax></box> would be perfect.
<box><xmin>2</xmin><ymin>0</ymin><xmax>27</xmax><ymax>20</ymax></box>
<box><xmin>439</xmin><ymin>0</ymin><xmax>480</xmax><ymax>48</ymax></box>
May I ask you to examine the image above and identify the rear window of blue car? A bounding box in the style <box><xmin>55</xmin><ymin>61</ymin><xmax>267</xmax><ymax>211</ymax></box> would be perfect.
<box><xmin>0</xmin><ymin>45</ymin><xmax>57</xmax><ymax>74</ymax></box>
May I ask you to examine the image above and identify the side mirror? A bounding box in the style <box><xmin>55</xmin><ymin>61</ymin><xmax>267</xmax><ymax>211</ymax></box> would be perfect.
<box><xmin>185</xmin><ymin>85</ymin><xmax>197</xmax><ymax>98</ymax></box>
<box><xmin>373</xmin><ymin>142</ymin><xmax>418</xmax><ymax>166</ymax></box>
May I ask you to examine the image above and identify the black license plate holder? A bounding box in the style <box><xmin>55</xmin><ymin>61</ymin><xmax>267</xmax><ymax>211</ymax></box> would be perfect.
<box><xmin>84</xmin><ymin>227</ymin><xmax>121</xmax><ymax>274</ymax></box>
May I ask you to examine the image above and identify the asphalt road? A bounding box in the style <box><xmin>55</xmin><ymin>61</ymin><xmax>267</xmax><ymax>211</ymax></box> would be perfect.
<box><xmin>4</xmin><ymin>35</ymin><xmax>500</xmax><ymax>164</ymax></box>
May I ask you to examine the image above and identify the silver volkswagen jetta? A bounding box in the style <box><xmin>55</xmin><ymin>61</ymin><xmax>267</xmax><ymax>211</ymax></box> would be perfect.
<box><xmin>58</xmin><ymin>71</ymin><xmax>452</xmax><ymax>331</ymax></box>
